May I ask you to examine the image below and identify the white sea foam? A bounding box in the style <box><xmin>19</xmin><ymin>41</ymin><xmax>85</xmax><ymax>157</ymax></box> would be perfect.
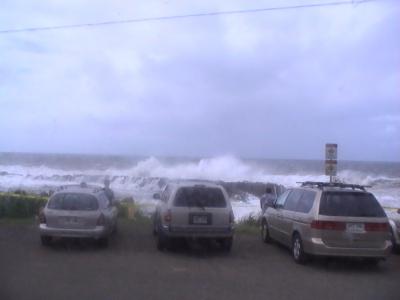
<box><xmin>1</xmin><ymin>155</ymin><xmax>399</xmax><ymax>215</ymax></box>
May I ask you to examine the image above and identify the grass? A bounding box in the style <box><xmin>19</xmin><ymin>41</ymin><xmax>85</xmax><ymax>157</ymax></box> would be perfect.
<box><xmin>236</xmin><ymin>213</ymin><xmax>260</xmax><ymax>235</ymax></box>
<box><xmin>0</xmin><ymin>217</ymin><xmax>36</xmax><ymax>225</ymax></box>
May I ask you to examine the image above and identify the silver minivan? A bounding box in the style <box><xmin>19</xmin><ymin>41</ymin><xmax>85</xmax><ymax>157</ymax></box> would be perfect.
<box><xmin>153</xmin><ymin>182</ymin><xmax>235</xmax><ymax>251</ymax></box>
<box><xmin>388</xmin><ymin>209</ymin><xmax>400</xmax><ymax>253</ymax></box>
<box><xmin>261</xmin><ymin>182</ymin><xmax>392</xmax><ymax>264</ymax></box>
<box><xmin>39</xmin><ymin>184</ymin><xmax>118</xmax><ymax>247</ymax></box>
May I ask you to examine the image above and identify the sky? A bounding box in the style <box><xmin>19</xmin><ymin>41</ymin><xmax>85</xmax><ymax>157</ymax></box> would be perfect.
<box><xmin>0</xmin><ymin>0</ymin><xmax>399</xmax><ymax>161</ymax></box>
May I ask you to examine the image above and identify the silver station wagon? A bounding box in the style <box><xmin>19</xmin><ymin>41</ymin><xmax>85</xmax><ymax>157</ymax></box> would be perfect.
<box><xmin>153</xmin><ymin>182</ymin><xmax>235</xmax><ymax>251</ymax></box>
<box><xmin>39</xmin><ymin>184</ymin><xmax>118</xmax><ymax>247</ymax></box>
<box><xmin>261</xmin><ymin>182</ymin><xmax>392</xmax><ymax>264</ymax></box>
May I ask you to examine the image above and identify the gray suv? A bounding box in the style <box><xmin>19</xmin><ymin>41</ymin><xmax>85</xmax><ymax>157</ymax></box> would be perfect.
<box><xmin>261</xmin><ymin>182</ymin><xmax>392</xmax><ymax>264</ymax></box>
<box><xmin>153</xmin><ymin>182</ymin><xmax>234</xmax><ymax>251</ymax></box>
<box><xmin>39</xmin><ymin>184</ymin><xmax>118</xmax><ymax>247</ymax></box>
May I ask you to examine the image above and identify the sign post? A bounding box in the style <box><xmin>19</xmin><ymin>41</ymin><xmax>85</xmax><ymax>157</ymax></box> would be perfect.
<box><xmin>325</xmin><ymin>143</ymin><xmax>338</xmax><ymax>183</ymax></box>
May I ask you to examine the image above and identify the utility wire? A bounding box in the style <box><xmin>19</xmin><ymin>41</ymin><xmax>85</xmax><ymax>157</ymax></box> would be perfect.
<box><xmin>0</xmin><ymin>0</ymin><xmax>379</xmax><ymax>34</ymax></box>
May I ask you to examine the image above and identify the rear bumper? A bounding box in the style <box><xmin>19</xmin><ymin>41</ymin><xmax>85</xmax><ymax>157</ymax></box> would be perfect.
<box><xmin>162</xmin><ymin>225</ymin><xmax>234</xmax><ymax>238</ymax></box>
<box><xmin>305</xmin><ymin>238</ymin><xmax>392</xmax><ymax>258</ymax></box>
<box><xmin>39</xmin><ymin>224</ymin><xmax>108</xmax><ymax>239</ymax></box>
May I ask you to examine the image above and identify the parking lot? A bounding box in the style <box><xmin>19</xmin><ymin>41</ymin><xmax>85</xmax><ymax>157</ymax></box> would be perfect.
<box><xmin>0</xmin><ymin>219</ymin><xmax>399</xmax><ymax>300</ymax></box>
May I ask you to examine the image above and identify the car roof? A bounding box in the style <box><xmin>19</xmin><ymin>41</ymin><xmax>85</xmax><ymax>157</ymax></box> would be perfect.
<box><xmin>168</xmin><ymin>180</ymin><xmax>225</xmax><ymax>190</ymax></box>
<box><xmin>53</xmin><ymin>184</ymin><xmax>104</xmax><ymax>196</ymax></box>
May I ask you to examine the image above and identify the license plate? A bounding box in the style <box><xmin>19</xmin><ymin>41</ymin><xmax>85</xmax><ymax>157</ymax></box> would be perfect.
<box><xmin>346</xmin><ymin>223</ymin><xmax>365</xmax><ymax>233</ymax></box>
<box><xmin>192</xmin><ymin>215</ymin><xmax>209</xmax><ymax>225</ymax></box>
<box><xmin>65</xmin><ymin>217</ymin><xmax>82</xmax><ymax>225</ymax></box>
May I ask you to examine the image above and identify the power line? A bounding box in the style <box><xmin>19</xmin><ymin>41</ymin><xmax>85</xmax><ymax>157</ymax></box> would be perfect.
<box><xmin>0</xmin><ymin>0</ymin><xmax>379</xmax><ymax>34</ymax></box>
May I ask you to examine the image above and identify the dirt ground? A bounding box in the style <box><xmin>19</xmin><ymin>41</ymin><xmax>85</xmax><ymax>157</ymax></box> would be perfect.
<box><xmin>0</xmin><ymin>219</ymin><xmax>399</xmax><ymax>300</ymax></box>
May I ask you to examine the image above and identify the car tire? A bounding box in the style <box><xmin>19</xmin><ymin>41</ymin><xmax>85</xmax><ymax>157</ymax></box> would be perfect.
<box><xmin>156</xmin><ymin>232</ymin><xmax>169</xmax><ymax>251</ymax></box>
<box><xmin>292</xmin><ymin>233</ymin><xmax>308</xmax><ymax>264</ymax></box>
<box><xmin>390</xmin><ymin>228</ymin><xmax>399</xmax><ymax>254</ymax></box>
<box><xmin>97</xmin><ymin>237</ymin><xmax>109</xmax><ymax>248</ymax></box>
<box><xmin>261</xmin><ymin>219</ymin><xmax>272</xmax><ymax>244</ymax></box>
<box><xmin>221</xmin><ymin>237</ymin><xmax>233</xmax><ymax>252</ymax></box>
<box><xmin>152</xmin><ymin>215</ymin><xmax>158</xmax><ymax>237</ymax></box>
<box><xmin>112</xmin><ymin>221</ymin><xmax>118</xmax><ymax>235</ymax></box>
<box><xmin>364</xmin><ymin>258</ymin><xmax>381</xmax><ymax>266</ymax></box>
<box><xmin>156</xmin><ymin>222</ymin><xmax>170</xmax><ymax>251</ymax></box>
<box><xmin>40</xmin><ymin>235</ymin><xmax>52</xmax><ymax>246</ymax></box>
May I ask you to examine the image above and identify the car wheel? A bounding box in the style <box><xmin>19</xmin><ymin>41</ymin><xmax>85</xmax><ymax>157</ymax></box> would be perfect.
<box><xmin>40</xmin><ymin>235</ymin><xmax>52</xmax><ymax>246</ymax></box>
<box><xmin>261</xmin><ymin>219</ymin><xmax>272</xmax><ymax>243</ymax></box>
<box><xmin>152</xmin><ymin>216</ymin><xmax>158</xmax><ymax>236</ymax></box>
<box><xmin>390</xmin><ymin>228</ymin><xmax>399</xmax><ymax>254</ymax></box>
<box><xmin>97</xmin><ymin>237</ymin><xmax>109</xmax><ymax>248</ymax></box>
<box><xmin>112</xmin><ymin>221</ymin><xmax>118</xmax><ymax>235</ymax></box>
<box><xmin>156</xmin><ymin>232</ymin><xmax>169</xmax><ymax>251</ymax></box>
<box><xmin>156</xmin><ymin>222</ymin><xmax>170</xmax><ymax>251</ymax></box>
<box><xmin>364</xmin><ymin>258</ymin><xmax>381</xmax><ymax>266</ymax></box>
<box><xmin>292</xmin><ymin>233</ymin><xmax>308</xmax><ymax>264</ymax></box>
<box><xmin>221</xmin><ymin>237</ymin><xmax>233</xmax><ymax>252</ymax></box>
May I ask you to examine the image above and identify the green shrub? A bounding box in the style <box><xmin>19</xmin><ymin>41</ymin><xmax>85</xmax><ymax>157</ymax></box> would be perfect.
<box><xmin>117</xmin><ymin>201</ymin><xmax>147</xmax><ymax>221</ymax></box>
<box><xmin>0</xmin><ymin>193</ymin><xmax>48</xmax><ymax>218</ymax></box>
<box><xmin>0</xmin><ymin>192</ymin><xmax>150</xmax><ymax>221</ymax></box>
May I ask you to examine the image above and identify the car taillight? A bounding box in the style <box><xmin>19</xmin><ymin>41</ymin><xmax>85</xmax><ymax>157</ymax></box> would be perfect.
<box><xmin>229</xmin><ymin>211</ymin><xmax>235</xmax><ymax>224</ymax></box>
<box><xmin>97</xmin><ymin>213</ymin><xmax>106</xmax><ymax>226</ymax></box>
<box><xmin>163</xmin><ymin>210</ymin><xmax>171</xmax><ymax>223</ymax></box>
<box><xmin>365</xmin><ymin>222</ymin><xmax>389</xmax><ymax>232</ymax></box>
<box><xmin>39</xmin><ymin>211</ymin><xmax>46</xmax><ymax>224</ymax></box>
<box><xmin>311</xmin><ymin>220</ymin><xmax>346</xmax><ymax>231</ymax></box>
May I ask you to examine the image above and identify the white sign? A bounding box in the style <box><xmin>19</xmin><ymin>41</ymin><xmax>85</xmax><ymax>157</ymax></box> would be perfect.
<box><xmin>325</xmin><ymin>143</ymin><xmax>338</xmax><ymax>160</ymax></box>
<box><xmin>325</xmin><ymin>143</ymin><xmax>338</xmax><ymax>177</ymax></box>
<box><xmin>325</xmin><ymin>160</ymin><xmax>337</xmax><ymax>176</ymax></box>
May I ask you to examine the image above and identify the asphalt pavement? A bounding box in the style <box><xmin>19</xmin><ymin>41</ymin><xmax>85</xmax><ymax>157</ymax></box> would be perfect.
<box><xmin>0</xmin><ymin>219</ymin><xmax>398</xmax><ymax>300</ymax></box>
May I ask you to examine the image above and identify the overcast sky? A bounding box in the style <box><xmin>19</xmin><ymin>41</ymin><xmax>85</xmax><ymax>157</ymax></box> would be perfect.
<box><xmin>0</xmin><ymin>0</ymin><xmax>399</xmax><ymax>161</ymax></box>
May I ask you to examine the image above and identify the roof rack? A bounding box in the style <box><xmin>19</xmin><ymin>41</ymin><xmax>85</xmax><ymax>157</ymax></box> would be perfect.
<box><xmin>297</xmin><ymin>181</ymin><xmax>371</xmax><ymax>191</ymax></box>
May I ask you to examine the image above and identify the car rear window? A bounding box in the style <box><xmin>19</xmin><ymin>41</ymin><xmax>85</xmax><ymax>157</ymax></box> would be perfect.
<box><xmin>319</xmin><ymin>192</ymin><xmax>386</xmax><ymax>217</ymax></box>
<box><xmin>174</xmin><ymin>187</ymin><xmax>226</xmax><ymax>208</ymax></box>
<box><xmin>48</xmin><ymin>193</ymin><xmax>99</xmax><ymax>211</ymax></box>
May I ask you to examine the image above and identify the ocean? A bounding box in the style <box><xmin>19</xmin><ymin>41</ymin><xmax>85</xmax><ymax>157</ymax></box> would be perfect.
<box><xmin>1</xmin><ymin>152</ymin><xmax>399</xmax><ymax>219</ymax></box>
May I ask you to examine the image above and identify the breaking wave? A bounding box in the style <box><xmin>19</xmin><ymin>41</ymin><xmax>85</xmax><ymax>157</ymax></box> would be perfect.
<box><xmin>0</xmin><ymin>155</ymin><xmax>399</xmax><ymax>213</ymax></box>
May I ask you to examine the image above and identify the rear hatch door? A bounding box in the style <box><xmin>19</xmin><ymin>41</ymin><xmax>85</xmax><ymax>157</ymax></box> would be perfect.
<box><xmin>317</xmin><ymin>191</ymin><xmax>389</xmax><ymax>248</ymax></box>
<box><xmin>46</xmin><ymin>193</ymin><xmax>100</xmax><ymax>229</ymax></box>
<box><xmin>170</xmin><ymin>186</ymin><xmax>230</xmax><ymax>230</ymax></box>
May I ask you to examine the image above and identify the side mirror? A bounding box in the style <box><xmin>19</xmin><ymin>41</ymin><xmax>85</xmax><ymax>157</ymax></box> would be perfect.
<box><xmin>153</xmin><ymin>193</ymin><xmax>160</xmax><ymax>200</ymax></box>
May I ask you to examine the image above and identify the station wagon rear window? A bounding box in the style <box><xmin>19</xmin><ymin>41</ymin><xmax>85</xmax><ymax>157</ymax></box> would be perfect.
<box><xmin>48</xmin><ymin>193</ymin><xmax>99</xmax><ymax>211</ymax></box>
<box><xmin>319</xmin><ymin>192</ymin><xmax>386</xmax><ymax>217</ymax></box>
<box><xmin>174</xmin><ymin>187</ymin><xmax>226</xmax><ymax>208</ymax></box>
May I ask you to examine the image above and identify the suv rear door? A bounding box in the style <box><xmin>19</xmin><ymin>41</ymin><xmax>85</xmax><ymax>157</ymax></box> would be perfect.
<box><xmin>170</xmin><ymin>186</ymin><xmax>230</xmax><ymax>230</ymax></box>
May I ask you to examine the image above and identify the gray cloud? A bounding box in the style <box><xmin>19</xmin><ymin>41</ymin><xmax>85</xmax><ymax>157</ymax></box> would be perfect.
<box><xmin>0</xmin><ymin>0</ymin><xmax>399</xmax><ymax>160</ymax></box>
